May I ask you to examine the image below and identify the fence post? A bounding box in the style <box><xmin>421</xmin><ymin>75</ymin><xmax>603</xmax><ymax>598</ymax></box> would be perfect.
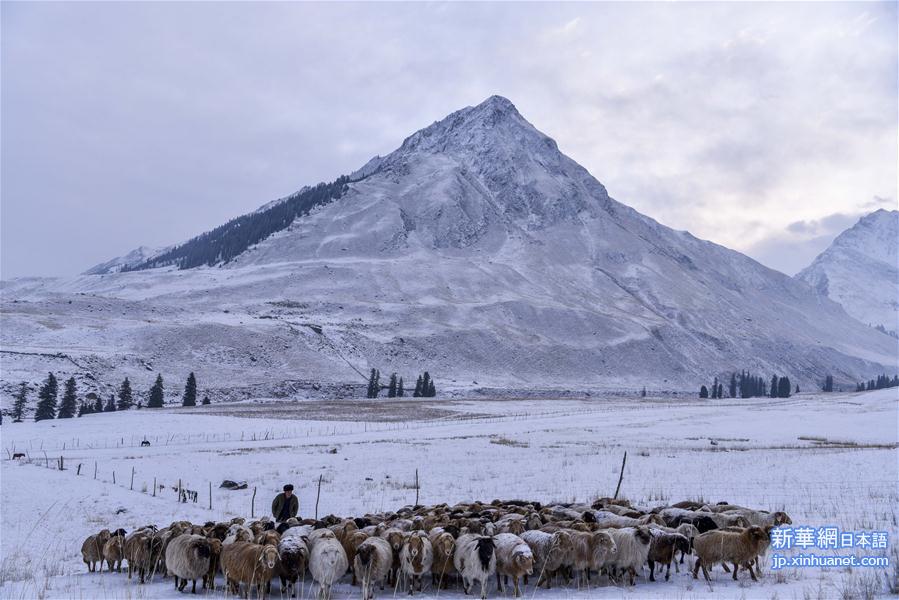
<box><xmin>178</xmin><ymin>479</ymin><xmax>182</xmax><ymax>503</ymax></box>
<box><xmin>130</xmin><ymin>467</ymin><xmax>135</xmax><ymax>491</ymax></box>
<box><xmin>112</xmin><ymin>471</ymin><xmax>116</xmax><ymax>485</ymax></box>
<box><xmin>76</xmin><ymin>463</ymin><xmax>82</xmax><ymax>476</ymax></box>
<box><xmin>613</xmin><ymin>451</ymin><xmax>627</xmax><ymax>500</ymax></box>
<box><xmin>414</xmin><ymin>469</ymin><xmax>420</xmax><ymax>506</ymax></box>
<box><xmin>209</xmin><ymin>481</ymin><xmax>212</xmax><ymax>510</ymax></box>
<box><xmin>315</xmin><ymin>474</ymin><xmax>323</xmax><ymax>520</ymax></box>
<box><xmin>94</xmin><ymin>462</ymin><xmax>97</xmax><ymax>480</ymax></box>
<box><xmin>153</xmin><ymin>476</ymin><xmax>156</xmax><ymax>497</ymax></box>
<box><xmin>251</xmin><ymin>487</ymin><xmax>257</xmax><ymax>518</ymax></box>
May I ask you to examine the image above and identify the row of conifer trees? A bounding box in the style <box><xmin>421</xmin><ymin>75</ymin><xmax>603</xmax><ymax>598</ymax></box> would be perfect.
<box><xmin>366</xmin><ymin>369</ymin><xmax>436</xmax><ymax>398</ymax></box>
<box><xmin>10</xmin><ymin>372</ymin><xmax>207</xmax><ymax>422</ymax></box>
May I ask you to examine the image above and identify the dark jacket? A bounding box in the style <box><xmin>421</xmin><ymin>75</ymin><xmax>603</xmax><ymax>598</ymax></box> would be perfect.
<box><xmin>272</xmin><ymin>492</ymin><xmax>299</xmax><ymax>521</ymax></box>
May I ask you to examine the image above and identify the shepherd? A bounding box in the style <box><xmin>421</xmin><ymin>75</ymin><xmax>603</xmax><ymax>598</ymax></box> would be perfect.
<box><xmin>272</xmin><ymin>483</ymin><xmax>299</xmax><ymax>522</ymax></box>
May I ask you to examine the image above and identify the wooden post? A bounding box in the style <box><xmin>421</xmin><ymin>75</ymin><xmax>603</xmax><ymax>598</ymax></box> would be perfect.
<box><xmin>43</xmin><ymin>451</ymin><xmax>49</xmax><ymax>468</ymax></box>
<box><xmin>58</xmin><ymin>456</ymin><xmax>63</xmax><ymax>471</ymax></box>
<box><xmin>209</xmin><ymin>481</ymin><xmax>212</xmax><ymax>510</ymax></box>
<box><xmin>94</xmin><ymin>462</ymin><xmax>97</xmax><ymax>480</ymax></box>
<box><xmin>613</xmin><ymin>451</ymin><xmax>627</xmax><ymax>500</ymax></box>
<box><xmin>178</xmin><ymin>479</ymin><xmax>182</xmax><ymax>503</ymax></box>
<box><xmin>251</xmin><ymin>487</ymin><xmax>257</xmax><ymax>518</ymax></box>
<box><xmin>76</xmin><ymin>463</ymin><xmax>82</xmax><ymax>476</ymax></box>
<box><xmin>112</xmin><ymin>471</ymin><xmax>116</xmax><ymax>485</ymax></box>
<box><xmin>153</xmin><ymin>476</ymin><xmax>156</xmax><ymax>497</ymax></box>
<box><xmin>414</xmin><ymin>469</ymin><xmax>420</xmax><ymax>506</ymax></box>
<box><xmin>315</xmin><ymin>474</ymin><xmax>323</xmax><ymax>520</ymax></box>
<box><xmin>130</xmin><ymin>467</ymin><xmax>135</xmax><ymax>491</ymax></box>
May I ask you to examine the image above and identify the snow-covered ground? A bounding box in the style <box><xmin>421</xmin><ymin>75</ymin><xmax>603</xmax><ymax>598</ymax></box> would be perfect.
<box><xmin>1</xmin><ymin>389</ymin><xmax>897</xmax><ymax>599</ymax></box>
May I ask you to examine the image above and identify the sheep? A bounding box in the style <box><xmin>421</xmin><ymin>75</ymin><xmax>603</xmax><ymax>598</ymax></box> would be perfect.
<box><xmin>225</xmin><ymin>524</ymin><xmax>254</xmax><ymax>545</ymax></box>
<box><xmin>400</xmin><ymin>531</ymin><xmax>433</xmax><ymax>594</ymax></box>
<box><xmin>692</xmin><ymin>526</ymin><xmax>769</xmax><ymax>582</ymax></box>
<box><xmin>719</xmin><ymin>509</ymin><xmax>792</xmax><ymax>528</ymax></box>
<box><xmin>453</xmin><ymin>534</ymin><xmax>496</xmax><ymax>600</ymax></box>
<box><xmin>220</xmin><ymin>541</ymin><xmax>280</xmax><ymax>599</ymax></box>
<box><xmin>255</xmin><ymin>530</ymin><xmax>281</xmax><ymax>547</ymax></box>
<box><xmin>592</xmin><ymin>511</ymin><xmax>664</xmax><ymax>528</ymax></box>
<box><xmin>604</xmin><ymin>526</ymin><xmax>652</xmax><ymax>585</ymax></box>
<box><xmin>308</xmin><ymin>530</ymin><xmax>348</xmax><ymax>600</ymax></box>
<box><xmin>520</xmin><ymin>529</ymin><xmax>574</xmax><ymax>588</ymax></box>
<box><xmin>568</xmin><ymin>530</ymin><xmax>616</xmax><ymax>584</ymax></box>
<box><xmin>204</xmin><ymin>538</ymin><xmax>223</xmax><ymax>590</ymax></box>
<box><xmin>102</xmin><ymin>533</ymin><xmax>126</xmax><ymax>573</ymax></box>
<box><xmin>492</xmin><ymin>532</ymin><xmax>533</xmax><ymax>597</ymax></box>
<box><xmin>354</xmin><ymin>536</ymin><xmax>393</xmax><ymax>600</ymax></box>
<box><xmin>165</xmin><ymin>533</ymin><xmax>212</xmax><ymax>594</ymax></box>
<box><xmin>277</xmin><ymin>528</ymin><xmax>309</xmax><ymax>598</ymax></box>
<box><xmin>345</xmin><ymin>530</ymin><xmax>371</xmax><ymax>585</ymax></box>
<box><xmin>428</xmin><ymin>528</ymin><xmax>456</xmax><ymax>589</ymax></box>
<box><xmin>379</xmin><ymin>527</ymin><xmax>407</xmax><ymax>584</ymax></box>
<box><xmin>81</xmin><ymin>529</ymin><xmax>112</xmax><ymax>572</ymax></box>
<box><xmin>646</xmin><ymin>531</ymin><xmax>690</xmax><ymax>581</ymax></box>
<box><xmin>125</xmin><ymin>529</ymin><xmax>163</xmax><ymax>583</ymax></box>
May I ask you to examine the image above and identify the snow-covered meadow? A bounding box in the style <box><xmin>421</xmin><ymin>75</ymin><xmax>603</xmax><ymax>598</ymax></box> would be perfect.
<box><xmin>1</xmin><ymin>389</ymin><xmax>897</xmax><ymax>599</ymax></box>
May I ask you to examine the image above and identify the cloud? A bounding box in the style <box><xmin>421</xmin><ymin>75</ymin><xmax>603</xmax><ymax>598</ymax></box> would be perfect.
<box><xmin>1</xmin><ymin>2</ymin><xmax>896</xmax><ymax>277</ymax></box>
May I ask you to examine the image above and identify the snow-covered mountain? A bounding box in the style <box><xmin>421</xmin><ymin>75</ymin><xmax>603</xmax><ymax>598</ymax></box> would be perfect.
<box><xmin>2</xmin><ymin>96</ymin><xmax>896</xmax><ymax>399</ymax></box>
<box><xmin>796</xmin><ymin>209</ymin><xmax>899</xmax><ymax>335</ymax></box>
<box><xmin>83</xmin><ymin>246</ymin><xmax>166</xmax><ymax>275</ymax></box>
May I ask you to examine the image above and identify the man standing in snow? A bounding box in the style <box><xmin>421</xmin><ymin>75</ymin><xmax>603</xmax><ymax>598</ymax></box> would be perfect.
<box><xmin>272</xmin><ymin>484</ymin><xmax>299</xmax><ymax>522</ymax></box>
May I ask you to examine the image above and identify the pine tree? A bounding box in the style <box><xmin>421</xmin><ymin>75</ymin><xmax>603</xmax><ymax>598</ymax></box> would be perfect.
<box><xmin>729</xmin><ymin>373</ymin><xmax>737</xmax><ymax>398</ymax></box>
<box><xmin>202</xmin><ymin>395</ymin><xmax>211</xmax><ymax>405</ymax></box>
<box><xmin>717</xmin><ymin>383</ymin><xmax>723</xmax><ymax>399</ymax></box>
<box><xmin>387</xmin><ymin>373</ymin><xmax>397</xmax><ymax>398</ymax></box>
<box><xmin>182</xmin><ymin>372</ymin><xmax>197</xmax><ymax>407</ymax></box>
<box><xmin>34</xmin><ymin>373</ymin><xmax>59</xmax><ymax>421</ymax></box>
<box><xmin>427</xmin><ymin>380</ymin><xmax>436</xmax><ymax>397</ymax></box>
<box><xmin>770</xmin><ymin>375</ymin><xmax>778</xmax><ymax>398</ymax></box>
<box><xmin>147</xmin><ymin>374</ymin><xmax>165</xmax><ymax>408</ymax></box>
<box><xmin>116</xmin><ymin>377</ymin><xmax>134</xmax><ymax>410</ymax></box>
<box><xmin>56</xmin><ymin>377</ymin><xmax>78</xmax><ymax>418</ymax></box>
<box><xmin>12</xmin><ymin>382</ymin><xmax>28</xmax><ymax>422</ymax></box>
<box><xmin>397</xmin><ymin>378</ymin><xmax>404</xmax><ymax>398</ymax></box>
<box><xmin>421</xmin><ymin>372</ymin><xmax>431</xmax><ymax>398</ymax></box>
<box><xmin>640</xmin><ymin>386</ymin><xmax>647</xmax><ymax>398</ymax></box>
<box><xmin>94</xmin><ymin>396</ymin><xmax>104</xmax><ymax>413</ymax></box>
<box><xmin>77</xmin><ymin>401</ymin><xmax>86</xmax><ymax>417</ymax></box>
<box><xmin>105</xmin><ymin>394</ymin><xmax>116</xmax><ymax>412</ymax></box>
<box><xmin>823</xmin><ymin>375</ymin><xmax>833</xmax><ymax>393</ymax></box>
<box><xmin>699</xmin><ymin>385</ymin><xmax>709</xmax><ymax>398</ymax></box>
<box><xmin>413</xmin><ymin>376</ymin><xmax>423</xmax><ymax>398</ymax></box>
<box><xmin>711</xmin><ymin>377</ymin><xmax>719</xmax><ymax>398</ymax></box>
<box><xmin>778</xmin><ymin>376</ymin><xmax>792</xmax><ymax>398</ymax></box>
<box><xmin>366</xmin><ymin>369</ymin><xmax>380</xmax><ymax>399</ymax></box>
<box><xmin>795</xmin><ymin>384</ymin><xmax>800</xmax><ymax>394</ymax></box>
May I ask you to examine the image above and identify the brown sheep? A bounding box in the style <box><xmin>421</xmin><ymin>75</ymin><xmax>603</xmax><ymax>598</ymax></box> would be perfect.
<box><xmin>428</xmin><ymin>528</ymin><xmax>456</xmax><ymax>589</ymax></box>
<box><xmin>221</xmin><ymin>541</ymin><xmax>280</xmax><ymax>599</ymax></box>
<box><xmin>81</xmin><ymin>529</ymin><xmax>111</xmax><ymax>572</ymax></box>
<box><xmin>692</xmin><ymin>526</ymin><xmax>769</xmax><ymax>582</ymax></box>
<box><xmin>204</xmin><ymin>538</ymin><xmax>223</xmax><ymax>590</ymax></box>
<box><xmin>255</xmin><ymin>530</ymin><xmax>281</xmax><ymax>547</ymax></box>
<box><xmin>102</xmin><ymin>533</ymin><xmax>126</xmax><ymax>573</ymax></box>
<box><xmin>647</xmin><ymin>532</ymin><xmax>690</xmax><ymax>581</ymax></box>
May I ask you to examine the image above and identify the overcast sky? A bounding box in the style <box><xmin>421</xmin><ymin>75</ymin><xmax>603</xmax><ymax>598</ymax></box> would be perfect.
<box><xmin>2</xmin><ymin>2</ymin><xmax>896</xmax><ymax>278</ymax></box>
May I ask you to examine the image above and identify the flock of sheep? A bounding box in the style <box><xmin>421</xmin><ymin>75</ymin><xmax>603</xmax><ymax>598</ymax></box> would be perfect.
<box><xmin>80</xmin><ymin>497</ymin><xmax>792</xmax><ymax>599</ymax></box>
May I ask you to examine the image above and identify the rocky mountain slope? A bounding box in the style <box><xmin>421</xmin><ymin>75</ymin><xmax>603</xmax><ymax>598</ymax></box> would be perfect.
<box><xmin>796</xmin><ymin>209</ymin><xmax>898</xmax><ymax>335</ymax></box>
<box><xmin>2</xmin><ymin>96</ymin><xmax>895</xmax><ymax>400</ymax></box>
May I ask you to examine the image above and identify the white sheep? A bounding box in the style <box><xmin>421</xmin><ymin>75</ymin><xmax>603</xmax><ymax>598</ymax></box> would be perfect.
<box><xmin>308</xmin><ymin>530</ymin><xmax>348</xmax><ymax>600</ymax></box>
<box><xmin>164</xmin><ymin>533</ymin><xmax>212</xmax><ymax>593</ymax></box>
<box><xmin>604</xmin><ymin>526</ymin><xmax>652</xmax><ymax>585</ymax></box>
<box><xmin>354</xmin><ymin>536</ymin><xmax>393</xmax><ymax>600</ymax></box>
<box><xmin>453</xmin><ymin>534</ymin><xmax>496</xmax><ymax>600</ymax></box>
<box><xmin>492</xmin><ymin>532</ymin><xmax>533</xmax><ymax>597</ymax></box>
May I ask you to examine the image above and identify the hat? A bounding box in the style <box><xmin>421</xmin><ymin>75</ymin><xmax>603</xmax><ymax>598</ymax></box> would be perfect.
<box><xmin>283</xmin><ymin>484</ymin><xmax>294</xmax><ymax>492</ymax></box>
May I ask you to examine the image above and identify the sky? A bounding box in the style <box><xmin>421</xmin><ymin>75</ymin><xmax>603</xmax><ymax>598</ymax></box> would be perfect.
<box><xmin>2</xmin><ymin>2</ymin><xmax>896</xmax><ymax>278</ymax></box>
